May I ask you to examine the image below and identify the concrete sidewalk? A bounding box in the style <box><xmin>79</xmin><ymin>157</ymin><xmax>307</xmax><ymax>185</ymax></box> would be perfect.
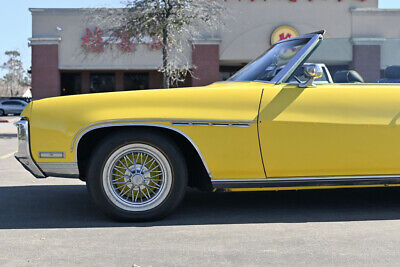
<box><xmin>0</xmin><ymin>116</ymin><xmax>20</xmax><ymax>124</ymax></box>
<box><xmin>0</xmin><ymin>117</ymin><xmax>18</xmax><ymax>143</ymax></box>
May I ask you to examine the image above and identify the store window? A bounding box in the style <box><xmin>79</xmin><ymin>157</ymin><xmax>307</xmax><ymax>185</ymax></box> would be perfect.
<box><xmin>61</xmin><ymin>73</ymin><xmax>81</xmax><ymax>95</ymax></box>
<box><xmin>90</xmin><ymin>73</ymin><xmax>116</xmax><ymax>93</ymax></box>
<box><xmin>124</xmin><ymin>72</ymin><xmax>149</xmax><ymax>91</ymax></box>
<box><xmin>220</xmin><ymin>65</ymin><xmax>245</xmax><ymax>81</ymax></box>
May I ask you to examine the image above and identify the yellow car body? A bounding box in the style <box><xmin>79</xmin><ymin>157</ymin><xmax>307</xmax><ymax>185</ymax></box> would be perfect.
<box><xmin>18</xmin><ymin>80</ymin><xmax>400</xmax><ymax>189</ymax></box>
<box><xmin>15</xmin><ymin>30</ymin><xmax>400</xmax><ymax>220</ymax></box>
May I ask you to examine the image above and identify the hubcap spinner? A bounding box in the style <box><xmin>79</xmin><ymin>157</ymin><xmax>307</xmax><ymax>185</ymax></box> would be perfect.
<box><xmin>124</xmin><ymin>164</ymin><xmax>151</xmax><ymax>188</ymax></box>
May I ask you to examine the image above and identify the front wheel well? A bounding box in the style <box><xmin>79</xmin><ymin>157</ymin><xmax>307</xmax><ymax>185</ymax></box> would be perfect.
<box><xmin>76</xmin><ymin>126</ymin><xmax>212</xmax><ymax>191</ymax></box>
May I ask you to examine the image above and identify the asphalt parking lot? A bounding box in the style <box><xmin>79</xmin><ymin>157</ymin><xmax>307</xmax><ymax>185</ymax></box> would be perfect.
<box><xmin>2</xmin><ymin>116</ymin><xmax>400</xmax><ymax>266</ymax></box>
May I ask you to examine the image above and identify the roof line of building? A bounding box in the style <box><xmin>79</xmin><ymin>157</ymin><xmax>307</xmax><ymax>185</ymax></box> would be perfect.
<box><xmin>29</xmin><ymin>8</ymin><xmax>129</xmax><ymax>15</ymax></box>
<box><xmin>30</xmin><ymin>7</ymin><xmax>400</xmax><ymax>13</ymax></box>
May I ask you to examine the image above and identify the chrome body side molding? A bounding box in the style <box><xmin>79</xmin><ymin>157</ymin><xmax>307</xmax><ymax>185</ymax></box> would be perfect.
<box><xmin>37</xmin><ymin>162</ymin><xmax>79</xmax><ymax>178</ymax></box>
<box><xmin>212</xmin><ymin>175</ymin><xmax>400</xmax><ymax>189</ymax></box>
<box><xmin>14</xmin><ymin>119</ymin><xmax>46</xmax><ymax>178</ymax></box>
<box><xmin>172</xmin><ymin>122</ymin><xmax>251</xmax><ymax>127</ymax></box>
<box><xmin>72</xmin><ymin>120</ymin><xmax>218</xmax><ymax>178</ymax></box>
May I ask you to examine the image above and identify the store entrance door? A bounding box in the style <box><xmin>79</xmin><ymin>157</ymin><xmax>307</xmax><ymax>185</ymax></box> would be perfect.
<box><xmin>61</xmin><ymin>73</ymin><xmax>82</xmax><ymax>95</ymax></box>
<box><xmin>124</xmin><ymin>72</ymin><xmax>149</xmax><ymax>91</ymax></box>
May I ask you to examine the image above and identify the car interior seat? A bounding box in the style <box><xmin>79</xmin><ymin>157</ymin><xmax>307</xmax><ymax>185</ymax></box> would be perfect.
<box><xmin>333</xmin><ymin>70</ymin><xmax>365</xmax><ymax>83</ymax></box>
<box><xmin>378</xmin><ymin>66</ymin><xmax>400</xmax><ymax>83</ymax></box>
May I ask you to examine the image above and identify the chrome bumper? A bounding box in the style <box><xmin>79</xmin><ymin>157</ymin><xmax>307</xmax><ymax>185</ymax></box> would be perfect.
<box><xmin>37</xmin><ymin>162</ymin><xmax>80</xmax><ymax>178</ymax></box>
<box><xmin>14</xmin><ymin>119</ymin><xmax>47</xmax><ymax>178</ymax></box>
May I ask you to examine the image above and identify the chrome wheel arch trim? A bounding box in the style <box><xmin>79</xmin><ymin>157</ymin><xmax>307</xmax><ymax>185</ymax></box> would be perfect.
<box><xmin>71</xmin><ymin>118</ymin><xmax>256</xmax><ymax>152</ymax></box>
<box><xmin>72</xmin><ymin>121</ymin><xmax>217</xmax><ymax>178</ymax></box>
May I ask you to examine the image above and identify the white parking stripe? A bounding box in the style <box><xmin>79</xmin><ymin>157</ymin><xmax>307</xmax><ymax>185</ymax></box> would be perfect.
<box><xmin>0</xmin><ymin>151</ymin><xmax>16</xmax><ymax>159</ymax></box>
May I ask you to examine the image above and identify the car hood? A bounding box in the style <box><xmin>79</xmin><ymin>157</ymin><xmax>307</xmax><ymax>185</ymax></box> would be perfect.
<box><xmin>28</xmin><ymin>82</ymin><xmax>265</xmax><ymax>122</ymax></box>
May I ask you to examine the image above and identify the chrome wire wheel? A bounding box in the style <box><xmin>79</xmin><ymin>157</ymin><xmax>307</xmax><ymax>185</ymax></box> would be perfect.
<box><xmin>102</xmin><ymin>143</ymin><xmax>173</xmax><ymax>212</ymax></box>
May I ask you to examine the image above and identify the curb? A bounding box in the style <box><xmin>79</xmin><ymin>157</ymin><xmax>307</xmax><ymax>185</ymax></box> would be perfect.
<box><xmin>0</xmin><ymin>120</ymin><xmax>9</xmax><ymax>123</ymax></box>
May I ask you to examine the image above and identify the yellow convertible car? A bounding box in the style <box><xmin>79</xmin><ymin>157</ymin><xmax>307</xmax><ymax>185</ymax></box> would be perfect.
<box><xmin>15</xmin><ymin>30</ymin><xmax>400</xmax><ymax>221</ymax></box>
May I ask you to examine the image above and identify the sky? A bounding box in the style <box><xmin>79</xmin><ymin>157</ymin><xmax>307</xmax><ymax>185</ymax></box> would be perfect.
<box><xmin>0</xmin><ymin>0</ymin><xmax>399</xmax><ymax>76</ymax></box>
<box><xmin>0</xmin><ymin>0</ymin><xmax>124</xmax><ymax>75</ymax></box>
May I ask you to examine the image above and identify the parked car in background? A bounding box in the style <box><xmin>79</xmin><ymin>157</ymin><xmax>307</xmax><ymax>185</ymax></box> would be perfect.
<box><xmin>0</xmin><ymin>99</ymin><xmax>27</xmax><ymax>116</ymax></box>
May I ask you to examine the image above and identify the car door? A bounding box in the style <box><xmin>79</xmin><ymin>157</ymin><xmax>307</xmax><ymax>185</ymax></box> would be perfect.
<box><xmin>14</xmin><ymin>101</ymin><xmax>26</xmax><ymax>114</ymax></box>
<box><xmin>6</xmin><ymin>101</ymin><xmax>20</xmax><ymax>114</ymax></box>
<box><xmin>258</xmin><ymin>83</ymin><xmax>400</xmax><ymax>178</ymax></box>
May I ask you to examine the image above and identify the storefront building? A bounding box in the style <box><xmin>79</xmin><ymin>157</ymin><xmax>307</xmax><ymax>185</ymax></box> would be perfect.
<box><xmin>30</xmin><ymin>0</ymin><xmax>400</xmax><ymax>99</ymax></box>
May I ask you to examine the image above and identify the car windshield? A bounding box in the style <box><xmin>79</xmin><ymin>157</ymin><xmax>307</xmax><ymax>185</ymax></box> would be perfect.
<box><xmin>228</xmin><ymin>38</ymin><xmax>310</xmax><ymax>82</ymax></box>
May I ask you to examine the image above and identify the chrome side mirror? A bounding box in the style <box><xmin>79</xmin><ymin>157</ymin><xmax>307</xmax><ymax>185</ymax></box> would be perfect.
<box><xmin>299</xmin><ymin>64</ymin><xmax>323</xmax><ymax>88</ymax></box>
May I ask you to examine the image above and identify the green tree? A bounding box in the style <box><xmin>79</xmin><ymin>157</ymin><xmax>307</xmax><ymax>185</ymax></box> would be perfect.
<box><xmin>1</xmin><ymin>50</ymin><xmax>30</xmax><ymax>96</ymax></box>
<box><xmin>91</xmin><ymin>0</ymin><xmax>225</xmax><ymax>88</ymax></box>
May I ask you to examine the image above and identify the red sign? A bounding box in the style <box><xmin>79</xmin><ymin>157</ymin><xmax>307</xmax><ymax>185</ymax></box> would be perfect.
<box><xmin>116</xmin><ymin>32</ymin><xmax>135</xmax><ymax>52</ymax></box>
<box><xmin>225</xmin><ymin>0</ymin><xmax>367</xmax><ymax>2</ymax></box>
<box><xmin>279</xmin><ymin>33</ymin><xmax>292</xmax><ymax>41</ymax></box>
<box><xmin>81</xmin><ymin>28</ymin><xmax>165</xmax><ymax>53</ymax></box>
<box><xmin>81</xmin><ymin>27</ymin><xmax>104</xmax><ymax>53</ymax></box>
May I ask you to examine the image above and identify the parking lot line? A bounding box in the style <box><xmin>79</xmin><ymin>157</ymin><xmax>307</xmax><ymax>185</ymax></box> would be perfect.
<box><xmin>0</xmin><ymin>151</ymin><xmax>16</xmax><ymax>159</ymax></box>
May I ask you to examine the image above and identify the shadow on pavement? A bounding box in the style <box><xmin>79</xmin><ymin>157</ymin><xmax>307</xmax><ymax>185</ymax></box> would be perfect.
<box><xmin>1</xmin><ymin>184</ymin><xmax>400</xmax><ymax>229</ymax></box>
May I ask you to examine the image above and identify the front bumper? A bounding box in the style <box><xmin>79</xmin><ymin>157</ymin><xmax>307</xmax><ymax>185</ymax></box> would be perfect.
<box><xmin>14</xmin><ymin>119</ymin><xmax>47</xmax><ymax>178</ymax></box>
